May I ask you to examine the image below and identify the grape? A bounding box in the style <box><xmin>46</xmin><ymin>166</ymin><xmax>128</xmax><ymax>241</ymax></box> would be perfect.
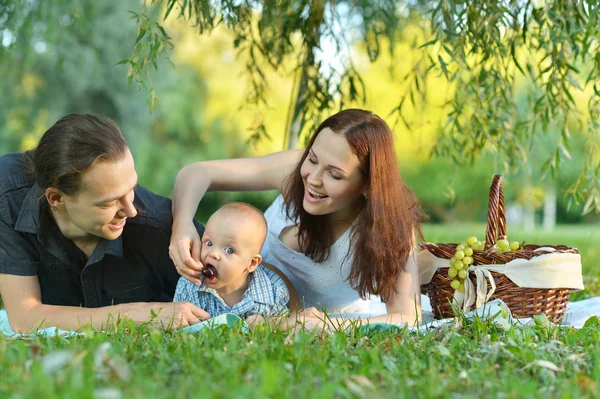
<box><xmin>458</xmin><ymin>269</ymin><xmax>467</xmax><ymax>279</ymax></box>
<box><xmin>464</xmin><ymin>247</ymin><xmax>473</xmax><ymax>256</ymax></box>
<box><xmin>448</xmin><ymin>267</ymin><xmax>458</xmax><ymax>278</ymax></box>
<box><xmin>456</xmin><ymin>244</ymin><xmax>466</xmax><ymax>251</ymax></box>
<box><xmin>466</xmin><ymin>236</ymin><xmax>478</xmax><ymax>246</ymax></box>
<box><xmin>497</xmin><ymin>239</ymin><xmax>509</xmax><ymax>250</ymax></box>
<box><xmin>509</xmin><ymin>241</ymin><xmax>520</xmax><ymax>251</ymax></box>
<box><xmin>455</xmin><ymin>250</ymin><xmax>465</xmax><ymax>260</ymax></box>
<box><xmin>462</xmin><ymin>256</ymin><xmax>473</xmax><ymax>265</ymax></box>
<box><xmin>457</xmin><ymin>281</ymin><xmax>465</xmax><ymax>292</ymax></box>
<box><xmin>202</xmin><ymin>265</ymin><xmax>217</xmax><ymax>279</ymax></box>
<box><xmin>450</xmin><ymin>279</ymin><xmax>461</xmax><ymax>289</ymax></box>
<box><xmin>454</xmin><ymin>261</ymin><xmax>464</xmax><ymax>271</ymax></box>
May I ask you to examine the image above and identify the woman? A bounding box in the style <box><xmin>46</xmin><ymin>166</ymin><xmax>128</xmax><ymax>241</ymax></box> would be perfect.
<box><xmin>169</xmin><ymin>109</ymin><xmax>426</xmax><ymax>329</ymax></box>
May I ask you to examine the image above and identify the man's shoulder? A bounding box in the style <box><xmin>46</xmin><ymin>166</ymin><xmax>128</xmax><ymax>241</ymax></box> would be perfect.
<box><xmin>0</xmin><ymin>153</ymin><xmax>34</xmax><ymax>224</ymax></box>
<box><xmin>128</xmin><ymin>185</ymin><xmax>173</xmax><ymax>232</ymax></box>
<box><xmin>0</xmin><ymin>153</ymin><xmax>30</xmax><ymax>194</ymax></box>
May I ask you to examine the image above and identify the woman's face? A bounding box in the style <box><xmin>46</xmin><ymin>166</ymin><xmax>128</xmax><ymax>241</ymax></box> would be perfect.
<box><xmin>299</xmin><ymin>127</ymin><xmax>367</xmax><ymax>220</ymax></box>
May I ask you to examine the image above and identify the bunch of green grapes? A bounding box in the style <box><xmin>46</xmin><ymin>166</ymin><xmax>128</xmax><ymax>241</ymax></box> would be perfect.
<box><xmin>447</xmin><ymin>236</ymin><xmax>521</xmax><ymax>292</ymax></box>
<box><xmin>494</xmin><ymin>239</ymin><xmax>521</xmax><ymax>253</ymax></box>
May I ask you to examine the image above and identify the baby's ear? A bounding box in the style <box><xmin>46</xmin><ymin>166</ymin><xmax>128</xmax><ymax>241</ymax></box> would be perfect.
<box><xmin>246</xmin><ymin>254</ymin><xmax>262</xmax><ymax>273</ymax></box>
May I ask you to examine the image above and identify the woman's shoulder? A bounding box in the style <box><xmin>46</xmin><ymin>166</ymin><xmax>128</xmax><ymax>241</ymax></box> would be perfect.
<box><xmin>263</xmin><ymin>195</ymin><xmax>292</xmax><ymax>230</ymax></box>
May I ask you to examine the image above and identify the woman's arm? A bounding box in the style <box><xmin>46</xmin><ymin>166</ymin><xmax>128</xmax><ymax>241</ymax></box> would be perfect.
<box><xmin>375</xmin><ymin>250</ymin><xmax>422</xmax><ymax>325</ymax></box>
<box><xmin>0</xmin><ymin>274</ymin><xmax>210</xmax><ymax>332</ymax></box>
<box><xmin>276</xmin><ymin>251</ymin><xmax>423</xmax><ymax>331</ymax></box>
<box><xmin>170</xmin><ymin>150</ymin><xmax>303</xmax><ymax>282</ymax></box>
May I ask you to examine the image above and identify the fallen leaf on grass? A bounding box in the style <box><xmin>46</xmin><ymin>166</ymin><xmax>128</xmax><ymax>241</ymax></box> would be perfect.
<box><xmin>40</xmin><ymin>350</ymin><xmax>76</xmax><ymax>375</ymax></box>
<box><xmin>94</xmin><ymin>342</ymin><xmax>131</xmax><ymax>382</ymax></box>
<box><xmin>94</xmin><ymin>387</ymin><xmax>122</xmax><ymax>399</ymax></box>
<box><xmin>567</xmin><ymin>353</ymin><xmax>586</xmax><ymax>363</ymax></box>
<box><xmin>529</xmin><ymin>360</ymin><xmax>562</xmax><ymax>372</ymax></box>
<box><xmin>576</xmin><ymin>374</ymin><xmax>597</xmax><ymax>395</ymax></box>
<box><xmin>344</xmin><ymin>375</ymin><xmax>375</xmax><ymax>396</ymax></box>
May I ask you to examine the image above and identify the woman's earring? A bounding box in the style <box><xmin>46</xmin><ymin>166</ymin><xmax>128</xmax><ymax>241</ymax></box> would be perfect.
<box><xmin>363</xmin><ymin>193</ymin><xmax>368</xmax><ymax>200</ymax></box>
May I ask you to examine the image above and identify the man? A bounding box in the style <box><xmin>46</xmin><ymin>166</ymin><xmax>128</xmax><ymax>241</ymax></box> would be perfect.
<box><xmin>0</xmin><ymin>114</ymin><xmax>209</xmax><ymax>332</ymax></box>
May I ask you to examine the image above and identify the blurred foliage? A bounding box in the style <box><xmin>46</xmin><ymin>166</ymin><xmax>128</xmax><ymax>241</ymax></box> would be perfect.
<box><xmin>1</xmin><ymin>0</ymin><xmax>599</xmax><ymax>223</ymax></box>
<box><xmin>108</xmin><ymin>0</ymin><xmax>600</xmax><ymax>213</ymax></box>
<box><xmin>0</xmin><ymin>0</ymin><xmax>276</xmax><ymax>221</ymax></box>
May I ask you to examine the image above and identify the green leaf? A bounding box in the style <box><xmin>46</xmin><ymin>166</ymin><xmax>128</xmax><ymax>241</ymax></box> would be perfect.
<box><xmin>438</xmin><ymin>55</ymin><xmax>449</xmax><ymax>80</ymax></box>
<box><xmin>583</xmin><ymin>315</ymin><xmax>600</xmax><ymax>328</ymax></box>
<box><xmin>419</xmin><ymin>39</ymin><xmax>438</xmax><ymax>48</ymax></box>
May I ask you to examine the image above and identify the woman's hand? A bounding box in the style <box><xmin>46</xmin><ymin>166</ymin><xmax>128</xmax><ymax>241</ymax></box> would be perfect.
<box><xmin>169</xmin><ymin>221</ymin><xmax>204</xmax><ymax>285</ymax></box>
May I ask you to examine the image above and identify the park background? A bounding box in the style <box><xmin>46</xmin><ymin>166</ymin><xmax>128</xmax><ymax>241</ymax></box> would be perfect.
<box><xmin>2</xmin><ymin>2</ymin><xmax>600</xmax><ymax>397</ymax></box>
<box><xmin>2</xmin><ymin>0</ymin><xmax>597</xmax><ymax>296</ymax></box>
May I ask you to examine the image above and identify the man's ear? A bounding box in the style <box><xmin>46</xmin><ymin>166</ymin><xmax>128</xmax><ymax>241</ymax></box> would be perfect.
<box><xmin>45</xmin><ymin>188</ymin><xmax>64</xmax><ymax>210</ymax></box>
<box><xmin>246</xmin><ymin>254</ymin><xmax>262</xmax><ymax>273</ymax></box>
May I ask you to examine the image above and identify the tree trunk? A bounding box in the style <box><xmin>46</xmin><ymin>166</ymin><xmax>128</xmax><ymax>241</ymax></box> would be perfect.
<box><xmin>543</xmin><ymin>186</ymin><xmax>557</xmax><ymax>231</ymax></box>
<box><xmin>287</xmin><ymin>66</ymin><xmax>309</xmax><ymax>149</ymax></box>
<box><xmin>523</xmin><ymin>206</ymin><xmax>536</xmax><ymax>233</ymax></box>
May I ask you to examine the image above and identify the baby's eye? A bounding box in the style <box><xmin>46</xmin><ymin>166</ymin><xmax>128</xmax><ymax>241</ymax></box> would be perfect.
<box><xmin>308</xmin><ymin>157</ymin><xmax>317</xmax><ymax>165</ymax></box>
<box><xmin>225</xmin><ymin>247</ymin><xmax>234</xmax><ymax>255</ymax></box>
<box><xmin>205</xmin><ymin>241</ymin><xmax>213</xmax><ymax>247</ymax></box>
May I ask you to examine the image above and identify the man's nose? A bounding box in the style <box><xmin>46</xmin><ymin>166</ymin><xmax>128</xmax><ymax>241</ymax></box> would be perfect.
<box><xmin>117</xmin><ymin>198</ymin><xmax>137</xmax><ymax>218</ymax></box>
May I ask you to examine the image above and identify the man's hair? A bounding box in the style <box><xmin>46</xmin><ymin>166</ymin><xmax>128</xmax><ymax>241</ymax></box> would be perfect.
<box><xmin>23</xmin><ymin>113</ymin><xmax>128</xmax><ymax>200</ymax></box>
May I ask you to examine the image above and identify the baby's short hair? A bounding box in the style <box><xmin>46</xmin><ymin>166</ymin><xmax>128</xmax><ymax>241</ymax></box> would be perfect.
<box><xmin>216</xmin><ymin>202</ymin><xmax>268</xmax><ymax>245</ymax></box>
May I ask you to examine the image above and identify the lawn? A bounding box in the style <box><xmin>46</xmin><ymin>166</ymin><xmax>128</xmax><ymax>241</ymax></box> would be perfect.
<box><xmin>1</xmin><ymin>224</ymin><xmax>599</xmax><ymax>398</ymax></box>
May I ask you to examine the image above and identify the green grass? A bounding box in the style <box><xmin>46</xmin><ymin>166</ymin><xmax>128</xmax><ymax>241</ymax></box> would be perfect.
<box><xmin>1</xmin><ymin>224</ymin><xmax>599</xmax><ymax>398</ymax></box>
<box><xmin>2</xmin><ymin>317</ymin><xmax>600</xmax><ymax>398</ymax></box>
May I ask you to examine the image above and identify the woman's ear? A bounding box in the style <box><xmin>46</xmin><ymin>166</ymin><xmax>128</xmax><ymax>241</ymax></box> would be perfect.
<box><xmin>362</xmin><ymin>184</ymin><xmax>369</xmax><ymax>199</ymax></box>
<box><xmin>246</xmin><ymin>254</ymin><xmax>263</xmax><ymax>273</ymax></box>
<box><xmin>45</xmin><ymin>188</ymin><xmax>63</xmax><ymax>210</ymax></box>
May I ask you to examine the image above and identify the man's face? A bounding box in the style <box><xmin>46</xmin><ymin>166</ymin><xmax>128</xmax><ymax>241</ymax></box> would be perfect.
<box><xmin>61</xmin><ymin>149</ymin><xmax>138</xmax><ymax>241</ymax></box>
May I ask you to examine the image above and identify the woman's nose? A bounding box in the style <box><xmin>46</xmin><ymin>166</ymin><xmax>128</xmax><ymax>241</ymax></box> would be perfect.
<box><xmin>307</xmin><ymin>169</ymin><xmax>323</xmax><ymax>186</ymax></box>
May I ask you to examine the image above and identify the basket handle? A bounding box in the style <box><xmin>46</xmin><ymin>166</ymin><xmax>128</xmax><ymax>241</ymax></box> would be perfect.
<box><xmin>484</xmin><ymin>174</ymin><xmax>507</xmax><ymax>250</ymax></box>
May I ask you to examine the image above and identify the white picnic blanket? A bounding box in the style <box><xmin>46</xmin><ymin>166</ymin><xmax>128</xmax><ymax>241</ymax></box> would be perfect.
<box><xmin>2</xmin><ymin>295</ymin><xmax>598</xmax><ymax>337</ymax></box>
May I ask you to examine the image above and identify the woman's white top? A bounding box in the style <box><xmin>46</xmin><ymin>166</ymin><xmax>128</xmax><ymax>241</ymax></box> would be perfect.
<box><xmin>261</xmin><ymin>195</ymin><xmax>387</xmax><ymax>315</ymax></box>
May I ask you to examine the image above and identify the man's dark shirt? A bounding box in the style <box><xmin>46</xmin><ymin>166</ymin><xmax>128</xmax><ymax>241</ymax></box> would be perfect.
<box><xmin>0</xmin><ymin>152</ymin><xmax>204</xmax><ymax>308</ymax></box>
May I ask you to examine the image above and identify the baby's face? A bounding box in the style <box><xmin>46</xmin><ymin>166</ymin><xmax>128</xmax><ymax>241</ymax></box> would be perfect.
<box><xmin>200</xmin><ymin>213</ymin><xmax>260</xmax><ymax>291</ymax></box>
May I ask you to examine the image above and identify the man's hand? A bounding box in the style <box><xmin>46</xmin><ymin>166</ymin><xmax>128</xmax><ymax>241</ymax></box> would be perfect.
<box><xmin>246</xmin><ymin>314</ymin><xmax>265</xmax><ymax>327</ymax></box>
<box><xmin>141</xmin><ymin>302</ymin><xmax>210</xmax><ymax>329</ymax></box>
<box><xmin>169</xmin><ymin>221</ymin><xmax>204</xmax><ymax>285</ymax></box>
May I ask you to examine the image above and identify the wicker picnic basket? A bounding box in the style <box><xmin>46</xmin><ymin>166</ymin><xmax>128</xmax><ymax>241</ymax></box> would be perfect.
<box><xmin>420</xmin><ymin>175</ymin><xmax>579</xmax><ymax>323</ymax></box>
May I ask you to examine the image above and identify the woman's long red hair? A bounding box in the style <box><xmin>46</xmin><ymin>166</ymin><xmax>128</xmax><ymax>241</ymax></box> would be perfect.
<box><xmin>282</xmin><ymin>109</ymin><xmax>426</xmax><ymax>302</ymax></box>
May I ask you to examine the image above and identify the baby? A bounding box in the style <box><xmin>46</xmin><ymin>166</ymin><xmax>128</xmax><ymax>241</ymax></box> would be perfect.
<box><xmin>173</xmin><ymin>202</ymin><xmax>289</xmax><ymax>319</ymax></box>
